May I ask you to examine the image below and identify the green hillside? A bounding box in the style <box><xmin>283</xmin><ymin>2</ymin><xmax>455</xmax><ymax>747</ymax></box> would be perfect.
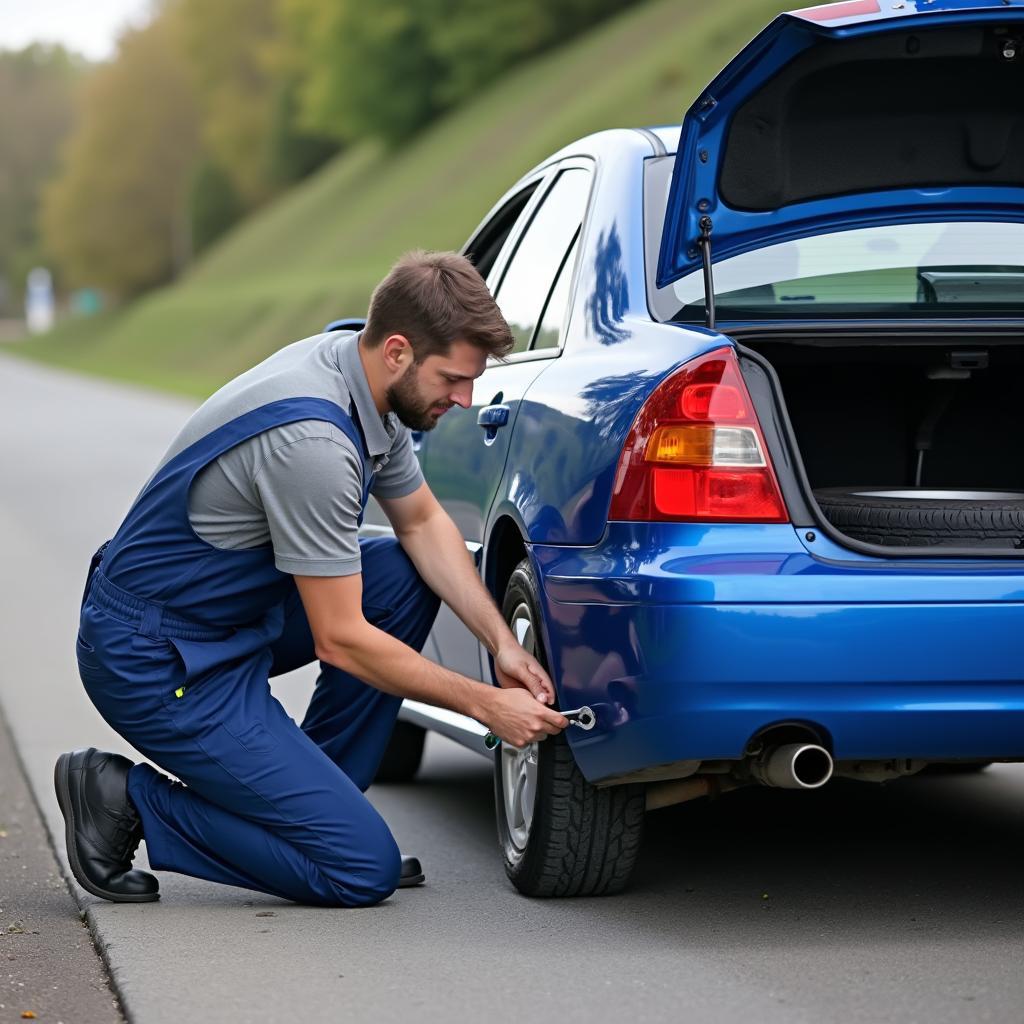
<box><xmin>18</xmin><ymin>0</ymin><xmax>781</xmax><ymax>397</ymax></box>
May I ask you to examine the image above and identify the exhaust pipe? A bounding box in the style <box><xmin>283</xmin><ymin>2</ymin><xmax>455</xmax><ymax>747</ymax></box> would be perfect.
<box><xmin>752</xmin><ymin>743</ymin><xmax>833</xmax><ymax>790</ymax></box>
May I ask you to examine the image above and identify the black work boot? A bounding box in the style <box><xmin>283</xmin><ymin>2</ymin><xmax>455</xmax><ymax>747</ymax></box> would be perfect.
<box><xmin>399</xmin><ymin>854</ymin><xmax>424</xmax><ymax>888</ymax></box>
<box><xmin>54</xmin><ymin>748</ymin><xmax>159</xmax><ymax>902</ymax></box>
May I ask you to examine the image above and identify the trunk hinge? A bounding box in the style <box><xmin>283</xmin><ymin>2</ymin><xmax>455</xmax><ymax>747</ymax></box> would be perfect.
<box><xmin>698</xmin><ymin>215</ymin><xmax>716</xmax><ymax>330</ymax></box>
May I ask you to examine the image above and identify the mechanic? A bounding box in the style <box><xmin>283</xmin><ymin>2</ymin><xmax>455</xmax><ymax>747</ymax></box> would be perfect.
<box><xmin>56</xmin><ymin>250</ymin><xmax>567</xmax><ymax>908</ymax></box>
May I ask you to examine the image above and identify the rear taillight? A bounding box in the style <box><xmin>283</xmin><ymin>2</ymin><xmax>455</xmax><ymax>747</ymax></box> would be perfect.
<box><xmin>608</xmin><ymin>347</ymin><xmax>788</xmax><ymax>523</ymax></box>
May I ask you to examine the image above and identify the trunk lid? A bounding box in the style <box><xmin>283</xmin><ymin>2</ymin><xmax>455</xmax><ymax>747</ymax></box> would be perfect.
<box><xmin>657</xmin><ymin>0</ymin><xmax>1024</xmax><ymax>290</ymax></box>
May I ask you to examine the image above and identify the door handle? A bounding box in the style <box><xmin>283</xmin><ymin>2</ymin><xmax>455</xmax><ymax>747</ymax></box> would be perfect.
<box><xmin>477</xmin><ymin>405</ymin><xmax>510</xmax><ymax>430</ymax></box>
<box><xmin>478</xmin><ymin>404</ymin><xmax>510</xmax><ymax>444</ymax></box>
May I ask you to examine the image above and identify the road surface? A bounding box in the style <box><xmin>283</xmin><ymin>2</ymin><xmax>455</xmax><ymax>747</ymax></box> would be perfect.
<box><xmin>2</xmin><ymin>352</ymin><xmax>1023</xmax><ymax>1023</ymax></box>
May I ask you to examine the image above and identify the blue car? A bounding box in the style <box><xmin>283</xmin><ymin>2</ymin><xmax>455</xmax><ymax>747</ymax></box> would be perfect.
<box><xmin>352</xmin><ymin>0</ymin><xmax>1024</xmax><ymax>897</ymax></box>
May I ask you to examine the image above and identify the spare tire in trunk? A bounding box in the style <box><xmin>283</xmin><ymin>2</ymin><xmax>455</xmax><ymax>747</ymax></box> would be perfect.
<box><xmin>813</xmin><ymin>487</ymin><xmax>1024</xmax><ymax>548</ymax></box>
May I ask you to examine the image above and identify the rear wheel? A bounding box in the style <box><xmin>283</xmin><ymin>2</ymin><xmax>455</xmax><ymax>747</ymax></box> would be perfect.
<box><xmin>494</xmin><ymin>559</ymin><xmax>645</xmax><ymax>897</ymax></box>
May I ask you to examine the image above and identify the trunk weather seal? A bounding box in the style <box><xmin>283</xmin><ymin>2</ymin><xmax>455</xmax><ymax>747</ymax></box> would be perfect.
<box><xmin>735</xmin><ymin>342</ymin><xmax>1024</xmax><ymax>562</ymax></box>
<box><xmin>723</xmin><ymin>319</ymin><xmax>1024</xmax><ymax>342</ymax></box>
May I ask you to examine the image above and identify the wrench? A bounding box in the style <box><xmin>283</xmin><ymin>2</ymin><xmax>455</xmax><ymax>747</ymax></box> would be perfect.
<box><xmin>484</xmin><ymin>705</ymin><xmax>596</xmax><ymax>750</ymax></box>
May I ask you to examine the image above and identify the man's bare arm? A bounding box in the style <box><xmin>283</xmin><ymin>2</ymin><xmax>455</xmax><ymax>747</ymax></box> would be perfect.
<box><xmin>377</xmin><ymin>483</ymin><xmax>556</xmax><ymax>703</ymax></box>
<box><xmin>294</xmin><ymin>573</ymin><xmax>565</xmax><ymax>748</ymax></box>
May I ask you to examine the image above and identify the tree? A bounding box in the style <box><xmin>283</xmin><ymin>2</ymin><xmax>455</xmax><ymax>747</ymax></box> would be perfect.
<box><xmin>282</xmin><ymin>0</ymin><xmax>643</xmax><ymax>147</ymax></box>
<box><xmin>40</xmin><ymin>14</ymin><xmax>200</xmax><ymax>297</ymax></box>
<box><xmin>281</xmin><ymin>0</ymin><xmax>442</xmax><ymax>146</ymax></box>
<box><xmin>187</xmin><ymin>158</ymin><xmax>244</xmax><ymax>255</ymax></box>
<box><xmin>178</xmin><ymin>0</ymin><xmax>338</xmax><ymax>204</ymax></box>
<box><xmin>177</xmin><ymin>0</ymin><xmax>276</xmax><ymax>204</ymax></box>
<box><xmin>0</xmin><ymin>45</ymin><xmax>83</xmax><ymax>314</ymax></box>
<box><xmin>264</xmin><ymin>80</ymin><xmax>339</xmax><ymax>188</ymax></box>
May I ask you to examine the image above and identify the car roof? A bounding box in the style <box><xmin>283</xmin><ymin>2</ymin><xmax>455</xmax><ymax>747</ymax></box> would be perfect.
<box><xmin>644</xmin><ymin>125</ymin><xmax>680</xmax><ymax>152</ymax></box>
<box><xmin>524</xmin><ymin>126</ymin><xmax>680</xmax><ymax>180</ymax></box>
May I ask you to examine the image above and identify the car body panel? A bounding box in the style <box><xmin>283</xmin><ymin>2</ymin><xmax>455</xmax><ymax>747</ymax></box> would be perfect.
<box><xmin>534</xmin><ymin>522</ymin><xmax>1024</xmax><ymax>780</ymax></box>
<box><xmin>658</xmin><ymin>0</ymin><xmax>1024</xmax><ymax>286</ymax></box>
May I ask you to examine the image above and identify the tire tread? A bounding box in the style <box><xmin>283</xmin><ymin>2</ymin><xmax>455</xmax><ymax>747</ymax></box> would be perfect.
<box><xmin>814</xmin><ymin>488</ymin><xmax>1024</xmax><ymax>548</ymax></box>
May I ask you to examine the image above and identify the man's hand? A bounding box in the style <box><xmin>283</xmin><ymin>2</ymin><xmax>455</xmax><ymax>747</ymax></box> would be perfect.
<box><xmin>493</xmin><ymin>640</ymin><xmax>557</xmax><ymax>704</ymax></box>
<box><xmin>484</xmin><ymin>687</ymin><xmax>567</xmax><ymax>748</ymax></box>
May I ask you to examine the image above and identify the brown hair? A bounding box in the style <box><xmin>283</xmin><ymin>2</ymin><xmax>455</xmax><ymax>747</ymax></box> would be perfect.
<box><xmin>362</xmin><ymin>250</ymin><xmax>514</xmax><ymax>362</ymax></box>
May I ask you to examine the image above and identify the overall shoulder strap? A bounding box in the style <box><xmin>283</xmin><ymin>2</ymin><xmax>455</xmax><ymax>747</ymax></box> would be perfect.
<box><xmin>174</xmin><ymin>397</ymin><xmax>364</xmax><ymax>476</ymax></box>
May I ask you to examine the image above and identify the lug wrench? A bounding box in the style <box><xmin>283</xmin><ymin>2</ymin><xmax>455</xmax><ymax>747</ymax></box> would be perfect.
<box><xmin>484</xmin><ymin>705</ymin><xmax>596</xmax><ymax>750</ymax></box>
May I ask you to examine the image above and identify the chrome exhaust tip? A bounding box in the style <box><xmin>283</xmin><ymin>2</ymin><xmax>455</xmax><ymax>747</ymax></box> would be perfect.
<box><xmin>753</xmin><ymin>743</ymin><xmax>833</xmax><ymax>790</ymax></box>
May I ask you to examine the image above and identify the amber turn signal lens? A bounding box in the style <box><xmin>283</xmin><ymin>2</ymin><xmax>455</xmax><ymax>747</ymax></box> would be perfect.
<box><xmin>645</xmin><ymin>424</ymin><xmax>714</xmax><ymax>465</ymax></box>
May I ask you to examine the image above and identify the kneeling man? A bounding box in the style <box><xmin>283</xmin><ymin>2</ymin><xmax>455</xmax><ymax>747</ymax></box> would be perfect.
<box><xmin>57</xmin><ymin>251</ymin><xmax>566</xmax><ymax>907</ymax></box>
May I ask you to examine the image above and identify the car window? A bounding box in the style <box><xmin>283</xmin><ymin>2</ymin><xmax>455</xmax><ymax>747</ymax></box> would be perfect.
<box><xmin>532</xmin><ymin>232</ymin><xmax>579</xmax><ymax>351</ymax></box>
<box><xmin>494</xmin><ymin>167</ymin><xmax>591</xmax><ymax>353</ymax></box>
<box><xmin>665</xmin><ymin>221</ymin><xmax>1024</xmax><ymax>322</ymax></box>
<box><xmin>464</xmin><ymin>183</ymin><xmax>539</xmax><ymax>282</ymax></box>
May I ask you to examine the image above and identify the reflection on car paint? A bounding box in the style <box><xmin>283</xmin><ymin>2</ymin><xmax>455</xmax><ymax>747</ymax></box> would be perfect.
<box><xmin>586</xmin><ymin>224</ymin><xmax>630</xmax><ymax>346</ymax></box>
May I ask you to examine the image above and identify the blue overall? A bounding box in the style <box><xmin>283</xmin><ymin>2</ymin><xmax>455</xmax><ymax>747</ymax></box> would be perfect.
<box><xmin>75</xmin><ymin>398</ymin><xmax>439</xmax><ymax>907</ymax></box>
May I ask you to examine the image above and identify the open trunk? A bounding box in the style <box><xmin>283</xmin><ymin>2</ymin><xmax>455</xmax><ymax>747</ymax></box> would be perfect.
<box><xmin>741</xmin><ymin>334</ymin><xmax>1024</xmax><ymax>552</ymax></box>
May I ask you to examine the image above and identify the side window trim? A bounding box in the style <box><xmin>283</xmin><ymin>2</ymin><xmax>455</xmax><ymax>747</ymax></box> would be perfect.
<box><xmin>491</xmin><ymin>158</ymin><xmax>594</xmax><ymax>300</ymax></box>
<box><xmin>487</xmin><ymin>157</ymin><xmax>593</xmax><ymax>365</ymax></box>
<box><xmin>530</xmin><ymin>226</ymin><xmax>582</xmax><ymax>352</ymax></box>
<box><xmin>461</xmin><ymin>168</ymin><xmax>555</xmax><ymax>291</ymax></box>
<box><xmin>461</xmin><ymin>184</ymin><xmax>537</xmax><ymax>282</ymax></box>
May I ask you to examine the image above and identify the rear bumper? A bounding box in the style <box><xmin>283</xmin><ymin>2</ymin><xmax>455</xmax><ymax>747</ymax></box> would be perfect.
<box><xmin>533</xmin><ymin>523</ymin><xmax>1024</xmax><ymax>783</ymax></box>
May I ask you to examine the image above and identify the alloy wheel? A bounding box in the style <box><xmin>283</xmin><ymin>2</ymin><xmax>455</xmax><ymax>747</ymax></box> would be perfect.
<box><xmin>500</xmin><ymin>601</ymin><xmax>539</xmax><ymax>854</ymax></box>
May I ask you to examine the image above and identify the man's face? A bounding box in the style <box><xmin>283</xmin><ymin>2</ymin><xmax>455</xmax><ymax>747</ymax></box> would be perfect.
<box><xmin>386</xmin><ymin>339</ymin><xmax>487</xmax><ymax>431</ymax></box>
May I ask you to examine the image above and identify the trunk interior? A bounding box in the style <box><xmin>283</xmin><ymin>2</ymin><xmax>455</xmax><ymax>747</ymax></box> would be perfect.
<box><xmin>744</xmin><ymin>335</ymin><xmax>1024</xmax><ymax>550</ymax></box>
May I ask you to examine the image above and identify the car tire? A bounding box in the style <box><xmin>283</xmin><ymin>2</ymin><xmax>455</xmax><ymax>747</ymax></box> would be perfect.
<box><xmin>374</xmin><ymin>720</ymin><xmax>426</xmax><ymax>783</ymax></box>
<box><xmin>494</xmin><ymin>559</ymin><xmax>645</xmax><ymax>897</ymax></box>
<box><xmin>813</xmin><ymin>486</ymin><xmax>1024</xmax><ymax>548</ymax></box>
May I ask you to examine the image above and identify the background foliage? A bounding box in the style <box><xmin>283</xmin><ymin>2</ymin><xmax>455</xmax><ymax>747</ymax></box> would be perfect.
<box><xmin>40</xmin><ymin>13</ymin><xmax>201</xmax><ymax>296</ymax></box>
<box><xmin>12</xmin><ymin>0</ymin><xmax>639</xmax><ymax>303</ymax></box>
<box><xmin>17</xmin><ymin>0</ymin><xmax>781</xmax><ymax>396</ymax></box>
<box><xmin>0</xmin><ymin>45</ymin><xmax>82</xmax><ymax>314</ymax></box>
<box><xmin>281</xmin><ymin>0</ymin><xmax>634</xmax><ymax>145</ymax></box>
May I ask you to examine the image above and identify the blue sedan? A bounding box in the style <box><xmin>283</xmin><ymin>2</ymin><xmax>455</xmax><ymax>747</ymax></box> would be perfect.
<box><xmin>354</xmin><ymin>0</ymin><xmax>1024</xmax><ymax>896</ymax></box>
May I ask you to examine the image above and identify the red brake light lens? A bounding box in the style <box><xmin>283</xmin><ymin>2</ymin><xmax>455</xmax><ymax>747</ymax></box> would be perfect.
<box><xmin>609</xmin><ymin>348</ymin><xmax>788</xmax><ymax>523</ymax></box>
<box><xmin>680</xmin><ymin>383</ymin><xmax>745</xmax><ymax>420</ymax></box>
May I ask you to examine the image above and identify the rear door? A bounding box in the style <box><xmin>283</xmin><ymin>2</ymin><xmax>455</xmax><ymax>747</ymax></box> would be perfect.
<box><xmin>422</xmin><ymin>159</ymin><xmax>593</xmax><ymax>678</ymax></box>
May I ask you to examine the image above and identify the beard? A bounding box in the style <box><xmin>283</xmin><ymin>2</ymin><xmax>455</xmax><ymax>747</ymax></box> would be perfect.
<box><xmin>386</xmin><ymin>362</ymin><xmax>453</xmax><ymax>431</ymax></box>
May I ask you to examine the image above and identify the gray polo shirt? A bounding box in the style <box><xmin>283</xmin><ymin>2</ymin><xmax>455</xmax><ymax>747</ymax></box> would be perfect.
<box><xmin>154</xmin><ymin>331</ymin><xmax>423</xmax><ymax>577</ymax></box>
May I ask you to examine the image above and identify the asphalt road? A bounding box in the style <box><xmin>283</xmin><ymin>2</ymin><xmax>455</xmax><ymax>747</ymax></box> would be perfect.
<box><xmin>2</xmin><ymin>351</ymin><xmax>1024</xmax><ymax>1024</ymax></box>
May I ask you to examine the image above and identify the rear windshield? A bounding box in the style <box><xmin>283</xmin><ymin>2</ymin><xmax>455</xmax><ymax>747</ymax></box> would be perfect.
<box><xmin>668</xmin><ymin>222</ymin><xmax>1024</xmax><ymax>322</ymax></box>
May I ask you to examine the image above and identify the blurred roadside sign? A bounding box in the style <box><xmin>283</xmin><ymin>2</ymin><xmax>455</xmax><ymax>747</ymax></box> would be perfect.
<box><xmin>25</xmin><ymin>267</ymin><xmax>55</xmax><ymax>334</ymax></box>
